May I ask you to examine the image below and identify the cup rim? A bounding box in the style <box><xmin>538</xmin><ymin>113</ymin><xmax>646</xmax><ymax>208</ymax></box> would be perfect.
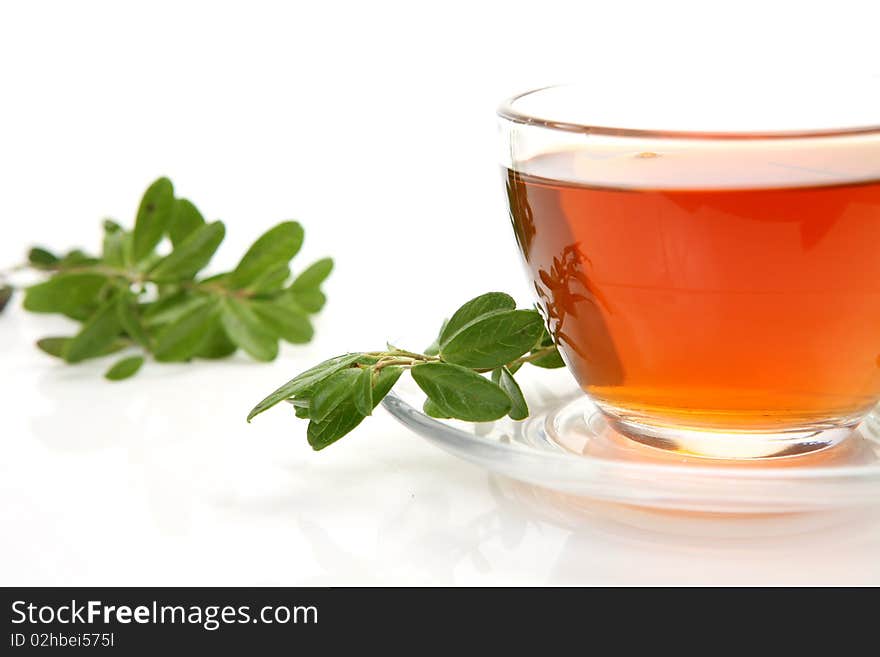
<box><xmin>497</xmin><ymin>84</ymin><xmax>880</xmax><ymax>141</ymax></box>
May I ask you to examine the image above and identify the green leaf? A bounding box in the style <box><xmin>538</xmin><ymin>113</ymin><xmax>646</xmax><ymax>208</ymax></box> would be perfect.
<box><xmin>0</xmin><ymin>285</ymin><xmax>11</xmax><ymax>313</ymax></box>
<box><xmin>28</xmin><ymin>247</ymin><xmax>59</xmax><ymax>267</ymax></box>
<box><xmin>529</xmin><ymin>326</ymin><xmax>565</xmax><ymax>368</ymax></box>
<box><xmin>35</xmin><ymin>337</ymin><xmax>70</xmax><ymax>358</ymax></box>
<box><xmin>23</xmin><ymin>272</ymin><xmax>107</xmax><ymax>319</ymax></box>
<box><xmin>229</xmin><ymin>221</ymin><xmax>304</xmax><ymax>289</ymax></box>
<box><xmin>439</xmin><ymin>292</ymin><xmax>515</xmax><ymax>347</ymax></box>
<box><xmin>310</xmin><ymin>368</ymin><xmax>361</xmax><ymax>422</ymax></box>
<box><xmin>219</xmin><ymin>297</ymin><xmax>278</xmax><ymax>362</ymax></box>
<box><xmin>58</xmin><ymin>249</ymin><xmax>99</xmax><ymax>268</ymax></box>
<box><xmin>440</xmin><ymin>309</ymin><xmax>544</xmax><ymax>370</ymax></box>
<box><xmin>153</xmin><ymin>298</ymin><xmax>221</xmax><ymax>362</ymax></box>
<box><xmin>65</xmin><ymin>298</ymin><xmax>123</xmax><ymax>363</ymax></box>
<box><xmin>371</xmin><ymin>365</ymin><xmax>403</xmax><ymax>403</ymax></box>
<box><xmin>105</xmin><ymin>355</ymin><xmax>144</xmax><ymax>381</ymax></box>
<box><xmin>423</xmin><ymin>398</ymin><xmax>451</xmax><ymax>419</ymax></box>
<box><xmin>196</xmin><ymin>325</ymin><xmax>237</xmax><ymax>359</ymax></box>
<box><xmin>530</xmin><ymin>347</ymin><xmax>565</xmax><ymax>369</ymax></box>
<box><xmin>247</xmin><ymin>352</ymin><xmax>365</xmax><ymax>421</ymax></box>
<box><xmin>142</xmin><ymin>293</ymin><xmax>211</xmax><ymax>328</ymax></box>
<box><xmin>291</xmin><ymin>257</ymin><xmax>333</xmax><ymax>291</ymax></box>
<box><xmin>305</xmin><ymin>365</ymin><xmax>395</xmax><ymax>450</ymax></box>
<box><xmin>251</xmin><ymin>299</ymin><xmax>314</xmax><ymax>344</ymax></box>
<box><xmin>492</xmin><ymin>367</ymin><xmax>528</xmax><ymax>420</ymax></box>
<box><xmin>353</xmin><ymin>366</ymin><xmax>374</xmax><ymax>416</ymax></box>
<box><xmin>199</xmin><ymin>272</ymin><xmax>228</xmax><ymax>285</ymax></box>
<box><xmin>410</xmin><ymin>362</ymin><xmax>511</xmax><ymax>422</ymax></box>
<box><xmin>305</xmin><ymin>365</ymin><xmax>404</xmax><ymax>451</ymax></box>
<box><xmin>116</xmin><ymin>293</ymin><xmax>151</xmax><ymax>348</ymax></box>
<box><xmin>307</xmin><ymin>397</ymin><xmax>366</xmax><ymax>451</ymax></box>
<box><xmin>36</xmin><ymin>336</ymin><xmax>126</xmax><ymax>359</ymax></box>
<box><xmin>149</xmin><ymin>221</ymin><xmax>225</xmax><ymax>282</ymax></box>
<box><xmin>132</xmin><ymin>177</ymin><xmax>175</xmax><ymax>262</ymax></box>
<box><xmin>138</xmin><ymin>251</ymin><xmax>163</xmax><ymax>273</ymax></box>
<box><xmin>168</xmin><ymin>198</ymin><xmax>206</xmax><ymax>247</ymax></box>
<box><xmin>306</xmin><ymin>366</ymin><xmax>403</xmax><ymax>450</ymax></box>
<box><xmin>291</xmin><ymin>355</ymin><xmax>380</xmax><ymax>398</ymax></box>
<box><xmin>507</xmin><ymin>361</ymin><xmax>523</xmax><ymax>375</ymax></box>
<box><xmin>249</xmin><ymin>265</ymin><xmax>290</xmax><ymax>294</ymax></box>
<box><xmin>285</xmin><ymin>288</ymin><xmax>326</xmax><ymax>313</ymax></box>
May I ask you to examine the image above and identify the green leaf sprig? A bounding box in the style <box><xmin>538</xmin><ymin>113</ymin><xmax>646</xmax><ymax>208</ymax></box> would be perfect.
<box><xmin>3</xmin><ymin>177</ymin><xmax>332</xmax><ymax>380</ymax></box>
<box><xmin>248</xmin><ymin>292</ymin><xmax>566</xmax><ymax>450</ymax></box>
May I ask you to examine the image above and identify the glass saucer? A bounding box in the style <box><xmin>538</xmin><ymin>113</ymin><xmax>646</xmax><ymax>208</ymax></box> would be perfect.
<box><xmin>381</xmin><ymin>368</ymin><xmax>880</xmax><ymax>515</ymax></box>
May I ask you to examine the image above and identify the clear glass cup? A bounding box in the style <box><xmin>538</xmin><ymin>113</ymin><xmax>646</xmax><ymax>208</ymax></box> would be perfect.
<box><xmin>498</xmin><ymin>79</ymin><xmax>880</xmax><ymax>459</ymax></box>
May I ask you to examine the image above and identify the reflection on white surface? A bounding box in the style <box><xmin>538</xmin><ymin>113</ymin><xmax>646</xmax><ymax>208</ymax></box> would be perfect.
<box><xmin>3</xmin><ymin>308</ymin><xmax>880</xmax><ymax>586</ymax></box>
<box><xmin>495</xmin><ymin>477</ymin><xmax>880</xmax><ymax>585</ymax></box>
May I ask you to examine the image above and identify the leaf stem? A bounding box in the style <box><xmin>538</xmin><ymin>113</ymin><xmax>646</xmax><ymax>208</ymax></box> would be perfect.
<box><xmin>500</xmin><ymin>344</ymin><xmax>559</xmax><ymax>370</ymax></box>
<box><xmin>361</xmin><ymin>344</ymin><xmax>557</xmax><ymax>375</ymax></box>
<box><xmin>372</xmin><ymin>356</ymin><xmax>421</xmax><ymax>372</ymax></box>
<box><xmin>388</xmin><ymin>348</ymin><xmax>436</xmax><ymax>361</ymax></box>
<box><xmin>22</xmin><ymin>260</ymin><xmax>258</xmax><ymax>300</ymax></box>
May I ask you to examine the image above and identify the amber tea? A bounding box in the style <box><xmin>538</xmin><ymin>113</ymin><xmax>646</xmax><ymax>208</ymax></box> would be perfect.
<box><xmin>505</xmin><ymin>145</ymin><xmax>880</xmax><ymax>456</ymax></box>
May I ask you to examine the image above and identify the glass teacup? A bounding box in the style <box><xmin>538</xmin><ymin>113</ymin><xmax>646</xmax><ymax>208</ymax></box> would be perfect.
<box><xmin>498</xmin><ymin>81</ymin><xmax>880</xmax><ymax>459</ymax></box>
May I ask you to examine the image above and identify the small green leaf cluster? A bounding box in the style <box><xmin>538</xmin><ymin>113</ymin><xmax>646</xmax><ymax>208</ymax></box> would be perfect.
<box><xmin>248</xmin><ymin>292</ymin><xmax>565</xmax><ymax>449</ymax></box>
<box><xmin>11</xmin><ymin>178</ymin><xmax>331</xmax><ymax>380</ymax></box>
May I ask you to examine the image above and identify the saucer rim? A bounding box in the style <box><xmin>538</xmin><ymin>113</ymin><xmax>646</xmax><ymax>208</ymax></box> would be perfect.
<box><xmin>381</xmin><ymin>390</ymin><xmax>880</xmax><ymax>482</ymax></box>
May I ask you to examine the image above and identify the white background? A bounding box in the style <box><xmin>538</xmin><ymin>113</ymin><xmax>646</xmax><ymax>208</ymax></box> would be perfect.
<box><xmin>2</xmin><ymin>0</ymin><xmax>880</xmax><ymax>585</ymax></box>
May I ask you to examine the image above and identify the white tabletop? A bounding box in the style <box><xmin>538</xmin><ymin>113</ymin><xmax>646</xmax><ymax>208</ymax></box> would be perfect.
<box><xmin>2</xmin><ymin>0</ymin><xmax>880</xmax><ymax>587</ymax></box>
<box><xmin>4</xmin><ymin>299</ymin><xmax>880</xmax><ymax>587</ymax></box>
